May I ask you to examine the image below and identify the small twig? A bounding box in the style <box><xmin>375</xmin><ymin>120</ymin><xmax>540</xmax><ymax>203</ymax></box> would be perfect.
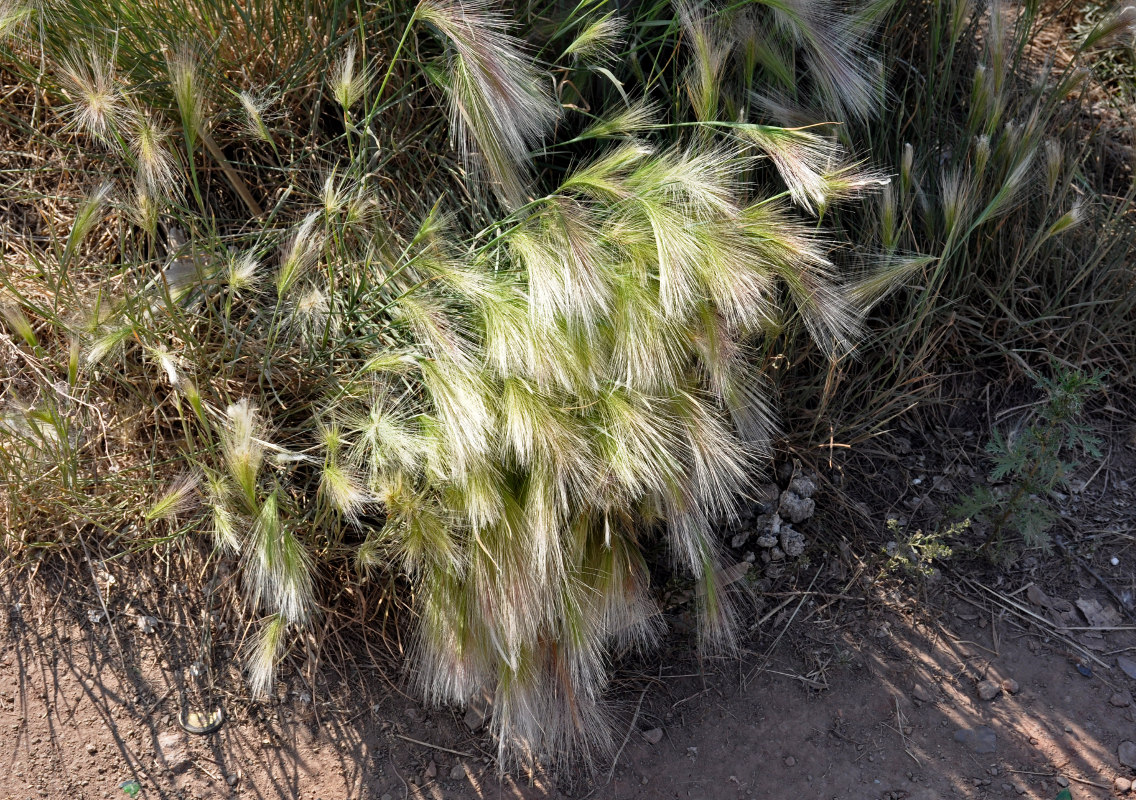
<box><xmin>745</xmin><ymin>563</ymin><xmax>824</xmax><ymax>686</ymax></box>
<box><xmin>1067</xmin><ymin>775</ymin><xmax>1110</xmax><ymax>789</ymax></box>
<box><xmin>958</xmin><ymin>577</ymin><xmax>1110</xmax><ymax>670</ymax></box>
<box><xmin>392</xmin><ymin>733</ymin><xmax>474</xmax><ymax>759</ymax></box>
<box><xmin>606</xmin><ymin>684</ymin><xmax>650</xmax><ymax>783</ymax></box>
<box><xmin>199</xmin><ymin>129</ymin><xmax>263</xmax><ymax>217</ymax></box>
<box><xmin>893</xmin><ymin>695</ymin><xmax>921</xmax><ymax>766</ymax></box>
<box><xmin>142</xmin><ymin>686</ymin><xmax>175</xmax><ymax>717</ymax></box>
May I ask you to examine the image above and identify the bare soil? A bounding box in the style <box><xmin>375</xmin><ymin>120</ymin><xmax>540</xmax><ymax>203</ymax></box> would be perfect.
<box><xmin>3</xmin><ymin>423</ymin><xmax>1136</xmax><ymax>800</ymax></box>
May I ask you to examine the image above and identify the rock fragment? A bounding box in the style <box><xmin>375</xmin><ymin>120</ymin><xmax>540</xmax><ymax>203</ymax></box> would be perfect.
<box><xmin>976</xmin><ymin>680</ymin><xmax>1001</xmax><ymax>701</ymax></box>
<box><xmin>1120</xmin><ymin>740</ymin><xmax>1136</xmax><ymax>769</ymax></box>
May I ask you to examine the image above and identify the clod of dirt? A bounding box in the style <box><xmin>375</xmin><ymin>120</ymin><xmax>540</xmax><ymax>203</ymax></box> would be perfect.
<box><xmin>1116</xmin><ymin>777</ymin><xmax>1132</xmax><ymax>794</ymax></box>
<box><xmin>1111</xmin><ymin>690</ymin><xmax>1133</xmax><ymax>708</ymax></box>
<box><xmin>778</xmin><ymin>491</ymin><xmax>815</xmax><ymax>524</ymax></box>
<box><xmin>1119</xmin><ymin>740</ymin><xmax>1136</xmax><ymax>769</ymax></box>
<box><xmin>954</xmin><ymin>725</ymin><xmax>997</xmax><ymax>754</ymax></box>
<box><xmin>1118</xmin><ymin>656</ymin><xmax>1136</xmax><ymax>681</ymax></box>
<box><xmin>779</xmin><ymin>527</ymin><xmax>806</xmax><ymax>558</ymax></box>
<box><xmin>754</xmin><ymin>482</ymin><xmax>781</xmax><ymax>511</ymax></box>
<box><xmin>642</xmin><ymin>728</ymin><xmax>663</xmax><ymax>745</ymax></box>
<box><xmin>137</xmin><ymin>616</ymin><xmax>157</xmax><ymax>635</ymax></box>
<box><xmin>912</xmin><ymin>684</ymin><xmax>933</xmax><ymax>703</ymax></box>
<box><xmin>756</xmin><ymin>532</ymin><xmax>779</xmax><ymax>549</ymax></box>
<box><xmin>977</xmin><ymin>680</ymin><xmax>1002</xmax><ymax>701</ymax></box>
<box><xmin>787</xmin><ymin>475</ymin><xmax>816</xmax><ymax>499</ymax></box>
<box><xmin>1000</xmin><ymin>678</ymin><xmax>1020</xmax><ymax>695</ymax></box>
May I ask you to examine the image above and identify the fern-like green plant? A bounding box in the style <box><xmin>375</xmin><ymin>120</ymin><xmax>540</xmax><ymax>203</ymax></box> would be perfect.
<box><xmin>953</xmin><ymin>366</ymin><xmax>1103</xmax><ymax>558</ymax></box>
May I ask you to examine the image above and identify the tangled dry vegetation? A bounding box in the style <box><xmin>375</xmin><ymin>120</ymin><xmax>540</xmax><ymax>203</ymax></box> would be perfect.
<box><xmin>0</xmin><ymin>0</ymin><xmax>1134</xmax><ymax>769</ymax></box>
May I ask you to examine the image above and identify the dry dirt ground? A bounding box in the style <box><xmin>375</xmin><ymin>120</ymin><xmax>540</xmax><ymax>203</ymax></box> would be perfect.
<box><xmin>3</xmin><ymin>425</ymin><xmax>1136</xmax><ymax>800</ymax></box>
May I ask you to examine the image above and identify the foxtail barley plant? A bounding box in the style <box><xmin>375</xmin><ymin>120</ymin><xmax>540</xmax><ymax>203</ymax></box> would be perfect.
<box><xmin>0</xmin><ymin>0</ymin><xmax>921</xmax><ymax>765</ymax></box>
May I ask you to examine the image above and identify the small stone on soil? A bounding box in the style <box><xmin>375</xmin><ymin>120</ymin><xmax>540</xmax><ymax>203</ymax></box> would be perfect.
<box><xmin>954</xmin><ymin>725</ymin><xmax>997</xmax><ymax>754</ymax></box>
<box><xmin>1116</xmin><ymin>777</ymin><xmax>1132</xmax><ymax>794</ymax></box>
<box><xmin>1111</xmin><ymin>690</ymin><xmax>1133</xmax><ymax>708</ymax></box>
<box><xmin>912</xmin><ymin>684</ymin><xmax>932</xmax><ymax>703</ymax></box>
<box><xmin>85</xmin><ymin>743</ymin><xmax>97</xmax><ymax>755</ymax></box>
<box><xmin>450</xmin><ymin>764</ymin><xmax>466</xmax><ymax>780</ymax></box>
<box><xmin>1119</xmin><ymin>740</ymin><xmax>1136</xmax><ymax>769</ymax></box>
<box><xmin>1119</xmin><ymin>656</ymin><xmax>1136</xmax><ymax>681</ymax></box>
<box><xmin>1000</xmin><ymin>678</ymin><xmax>1019</xmax><ymax>694</ymax></box>
<box><xmin>784</xmin><ymin>756</ymin><xmax>796</xmax><ymax>767</ymax></box>
<box><xmin>1055</xmin><ymin>777</ymin><xmax>1069</xmax><ymax>787</ymax></box>
<box><xmin>425</xmin><ymin>760</ymin><xmax>437</xmax><ymax>779</ymax></box>
<box><xmin>225</xmin><ymin>774</ymin><xmax>238</xmax><ymax>787</ymax></box>
<box><xmin>977</xmin><ymin>680</ymin><xmax>1001</xmax><ymax>701</ymax></box>
<box><xmin>642</xmin><ymin>728</ymin><xmax>663</xmax><ymax>745</ymax></box>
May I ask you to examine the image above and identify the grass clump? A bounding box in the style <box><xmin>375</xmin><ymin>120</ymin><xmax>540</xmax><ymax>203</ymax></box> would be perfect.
<box><xmin>0</xmin><ymin>0</ymin><xmax>914</xmax><ymax>766</ymax></box>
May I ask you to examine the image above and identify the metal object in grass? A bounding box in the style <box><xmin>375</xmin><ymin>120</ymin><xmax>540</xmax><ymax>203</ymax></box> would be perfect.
<box><xmin>178</xmin><ymin>691</ymin><xmax>225</xmax><ymax>735</ymax></box>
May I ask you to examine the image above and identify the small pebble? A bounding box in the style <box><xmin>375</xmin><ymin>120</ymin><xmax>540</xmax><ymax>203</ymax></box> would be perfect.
<box><xmin>642</xmin><ymin>728</ymin><xmax>664</xmax><ymax>745</ymax></box>
<box><xmin>225</xmin><ymin>774</ymin><xmax>238</xmax><ymax>787</ymax></box>
<box><xmin>912</xmin><ymin>684</ymin><xmax>932</xmax><ymax>703</ymax></box>
<box><xmin>1117</xmin><ymin>777</ymin><xmax>1133</xmax><ymax>794</ymax></box>
<box><xmin>784</xmin><ymin>756</ymin><xmax>796</xmax><ymax>767</ymax></box>
<box><xmin>977</xmin><ymin>680</ymin><xmax>1001</xmax><ymax>701</ymax></box>
<box><xmin>85</xmin><ymin>743</ymin><xmax>97</xmax><ymax>756</ymax></box>
<box><xmin>450</xmin><ymin>764</ymin><xmax>466</xmax><ymax>780</ymax></box>
<box><xmin>1000</xmin><ymin>678</ymin><xmax>1019</xmax><ymax>695</ymax></box>
<box><xmin>1110</xmin><ymin>690</ymin><xmax>1133</xmax><ymax>708</ymax></box>
<box><xmin>1055</xmin><ymin>776</ymin><xmax>1069</xmax><ymax>787</ymax></box>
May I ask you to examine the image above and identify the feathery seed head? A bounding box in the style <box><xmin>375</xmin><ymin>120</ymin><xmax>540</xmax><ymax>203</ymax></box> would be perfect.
<box><xmin>973</xmin><ymin>134</ymin><xmax>991</xmax><ymax>175</ymax></box>
<box><xmin>563</xmin><ymin>13</ymin><xmax>625</xmax><ymax>64</ymax></box>
<box><xmin>222</xmin><ymin>399</ymin><xmax>266</xmax><ymax>511</ymax></box>
<box><xmin>146</xmin><ymin>471</ymin><xmax>200</xmax><ymax>522</ymax></box>
<box><xmin>1083</xmin><ymin>5</ymin><xmax>1136</xmax><ymax>48</ymax></box>
<box><xmin>276</xmin><ymin>212</ymin><xmax>323</xmax><ymax>297</ymax></box>
<box><xmin>1043</xmin><ymin>139</ymin><xmax>1063</xmax><ymax>193</ymax></box>
<box><xmin>414</xmin><ymin>0</ymin><xmax>559</xmax><ymax>208</ymax></box>
<box><xmin>226</xmin><ymin>252</ymin><xmax>259</xmax><ymax>292</ymax></box>
<box><xmin>246</xmin><ymin>490</ymin><xmax>314</xmax><ymax>624</ymax></box>
<box><xmin>319</xmin><ymin>460</ymin><xmax>371</xmax><ymax>520</ymax></box>
<box><xmin>130</xmin><ymin>188</ymin><xmax>160</xmax><ymax>234</ymax></box>
<box><xmin>245</xmin><ymin>614</ymin><xmax>288</xmax><ymax>698</ymax></box>
<box><xmin>330</xmin><ymin>43</ymin><xmax>369</xmax><ymax>111</ymax></box>
<box><xmin>238</xmin><ymin>90</ymin><xmax>275</xmax><ymax>142</ymax></box>
<box><xmin>57</xmin><ymin>46</ymin><xmax>125</xmax><ymax>140</ymax></box>
<box><xmin>900</xmin><ymin>142</ymin><xmax>914</xmax><ymax>195</ymax></box>
<box><xmin>0</xmin><ymin>1</ymin><xmax>31</xmax><ymax>40</ymax></box>
<box><xmin>130</xmin><ymin>113</ymin><xmax>178</xmax><ymax>194</ymax></box>
<box><xmin>166</xmin><ymin>45</ymin><xmax>205</xmax><ymax>137</ymax></box>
